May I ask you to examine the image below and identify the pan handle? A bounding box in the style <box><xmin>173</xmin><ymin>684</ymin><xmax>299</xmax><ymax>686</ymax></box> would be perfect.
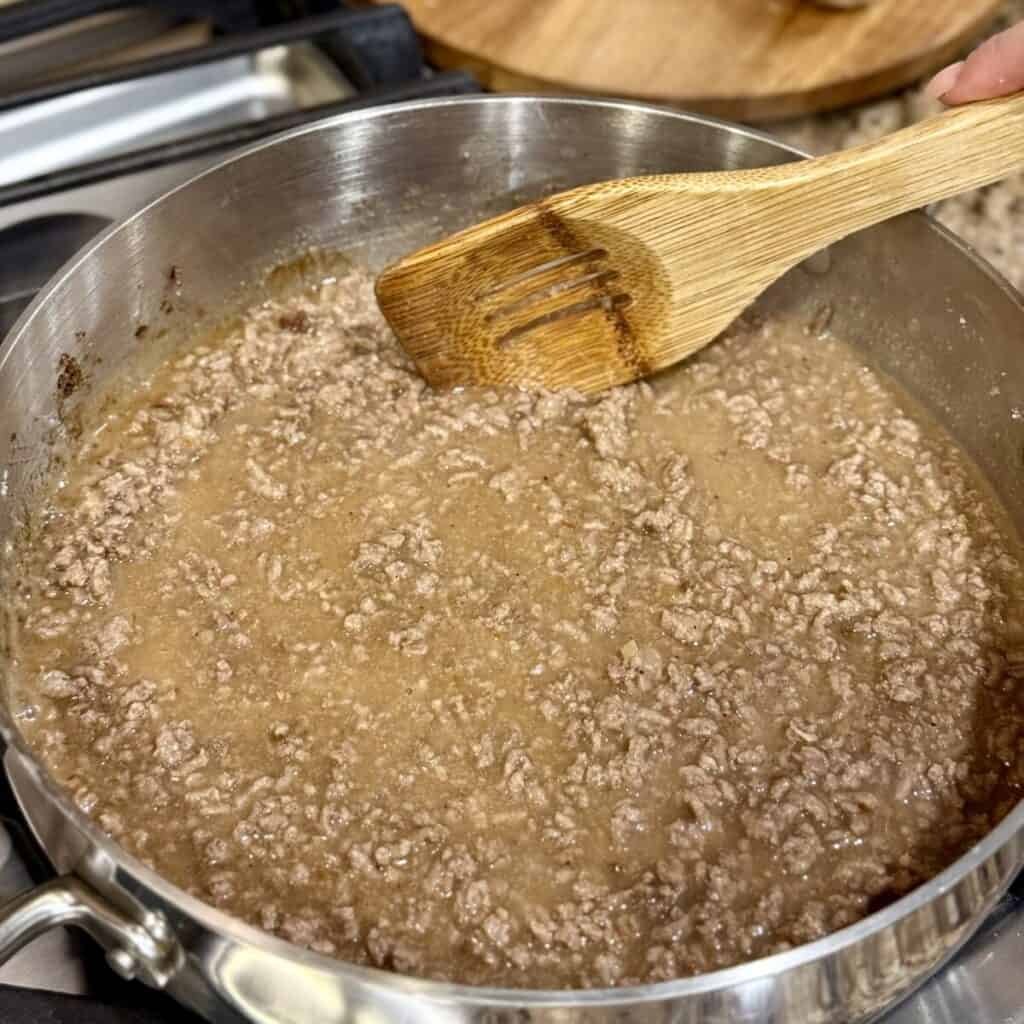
<box><xmin>0</xmin><ymin>875</ymin><xmax>182</xmax><ymax>986</ymax></box>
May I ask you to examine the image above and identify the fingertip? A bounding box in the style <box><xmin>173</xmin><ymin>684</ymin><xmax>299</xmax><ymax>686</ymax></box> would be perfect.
<box><xmin>924</xmin><ymin>61</ymin><xmax>964</xmax><ymax>103</ymax></box>
<box><xmin>939</xmin><ymin>22</ymin><xmax>1024</xmax><ymax>103</ymax></box>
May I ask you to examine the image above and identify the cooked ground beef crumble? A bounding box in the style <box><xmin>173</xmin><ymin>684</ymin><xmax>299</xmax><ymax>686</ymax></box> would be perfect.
<box><xmin>5</xmin><ymin>263</ymin><xmax>1024</xmax><ymax>988</ymax></box>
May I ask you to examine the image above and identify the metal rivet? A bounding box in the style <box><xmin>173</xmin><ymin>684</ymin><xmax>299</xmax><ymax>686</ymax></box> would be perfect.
<box><xmin>106</xmin><ymin>948</ymin><xmax>138</xmax><ymax>980</ymax></box>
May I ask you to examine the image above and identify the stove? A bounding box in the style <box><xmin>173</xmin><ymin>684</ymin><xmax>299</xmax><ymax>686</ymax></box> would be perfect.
<box><xmin>0</xmin><ymin>4</ymin><xmax>478</xmax><ymax>336</ymax></box>
<box><xmin>0</xmin><ymin>6</ymin><xmax>1021</xmax><ymax>1022</ymax></box>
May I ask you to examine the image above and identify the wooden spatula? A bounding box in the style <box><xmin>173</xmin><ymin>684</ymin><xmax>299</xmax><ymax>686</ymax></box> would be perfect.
<box><xmin>376</xmin><ymin>93</ymin><xmax>1024</xmax><ymax>395</ymax></box>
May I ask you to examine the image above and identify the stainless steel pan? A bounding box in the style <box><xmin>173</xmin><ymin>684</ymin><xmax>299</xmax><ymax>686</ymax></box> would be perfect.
<box><xmin>0</xmin><ymin>95</ymin><xmax>1022</xmax><ymax>1024</ymax></box>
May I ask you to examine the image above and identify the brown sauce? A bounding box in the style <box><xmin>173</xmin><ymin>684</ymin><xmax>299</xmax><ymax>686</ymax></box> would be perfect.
<box><xmin>5</xmin><ymin>263</ymin><xmax>1024</xmax><ymax>988</ymax></box>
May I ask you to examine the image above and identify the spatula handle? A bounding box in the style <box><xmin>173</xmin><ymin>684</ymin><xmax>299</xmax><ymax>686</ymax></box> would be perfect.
<box><xmin>794</xmin><ymin>91</ymin><xmax>1024</xmax><ymax>244</ymax></box>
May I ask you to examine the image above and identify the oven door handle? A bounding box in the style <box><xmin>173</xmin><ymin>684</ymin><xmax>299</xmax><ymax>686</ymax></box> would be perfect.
<box><xmin>0</xmin><ymin>875</ymin><xmax>182</xmax><ymax>987</ymax></box>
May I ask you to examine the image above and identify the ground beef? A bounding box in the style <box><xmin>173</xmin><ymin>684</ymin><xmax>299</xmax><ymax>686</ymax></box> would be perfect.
<box><xmin>5</xmin><ymin>260</ymin><xmax>1024</xmax><ymax>989</ymax></box>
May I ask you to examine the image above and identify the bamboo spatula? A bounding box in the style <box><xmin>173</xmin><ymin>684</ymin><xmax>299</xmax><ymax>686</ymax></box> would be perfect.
<box><xmin>376</xmin><ymin>94</ymin><xmax>1024</xmax><ymax>395</ymax></box>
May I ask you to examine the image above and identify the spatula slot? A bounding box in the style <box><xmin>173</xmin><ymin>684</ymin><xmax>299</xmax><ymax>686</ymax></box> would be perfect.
<box><xmin>479</xmin><ymin>248</ymin><xmax>608</xmax><ymax>300</ymax></box>
<box><xmin>496</xmin><ymin>291</ymin><xmax>632</xmax><ymax>349</ymax></box>
<box><xmin>485</xmin><ymin>269</ymin><xmax>621</xmax><ymax>323</ymax></box>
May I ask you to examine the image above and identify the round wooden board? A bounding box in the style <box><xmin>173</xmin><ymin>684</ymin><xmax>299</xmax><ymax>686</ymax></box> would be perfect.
<box><xmin>380</xmin><ymin>0</ymin><xmax>1004</xmax><ymax>122</ymax></box>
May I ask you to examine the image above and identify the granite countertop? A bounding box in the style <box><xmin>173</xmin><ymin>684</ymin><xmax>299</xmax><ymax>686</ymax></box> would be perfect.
<box><xmin>773</xmin><ymin>0</ymin><xmax>1024</xmax><ymax>290</ymax></box>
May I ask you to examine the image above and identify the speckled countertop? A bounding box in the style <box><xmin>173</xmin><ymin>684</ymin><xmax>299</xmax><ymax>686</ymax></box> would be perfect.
<box><xmin>773</xmin><ymin>1</ymin><xmax>1024</xmax><ymax>290</ymax></box>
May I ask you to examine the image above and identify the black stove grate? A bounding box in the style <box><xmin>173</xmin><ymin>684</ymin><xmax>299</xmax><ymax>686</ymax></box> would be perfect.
<box><xmin>0</xmin><ymin>982</ymin><xmax>198</xmax><ymax>1024</ymax></box>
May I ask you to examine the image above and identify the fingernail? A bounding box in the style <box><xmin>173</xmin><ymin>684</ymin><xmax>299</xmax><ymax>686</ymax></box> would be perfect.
<box><xmin>924</xmin><ymin>61</ymin><xmax>964</xmax><ymax>101</ymax></box>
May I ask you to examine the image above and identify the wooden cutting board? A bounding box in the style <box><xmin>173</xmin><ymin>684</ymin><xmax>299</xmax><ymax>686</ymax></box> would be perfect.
<box><xmin>380</xmin><ymin>0</ymin><xmax>1003</xmax><ymax>121</ymax></box>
